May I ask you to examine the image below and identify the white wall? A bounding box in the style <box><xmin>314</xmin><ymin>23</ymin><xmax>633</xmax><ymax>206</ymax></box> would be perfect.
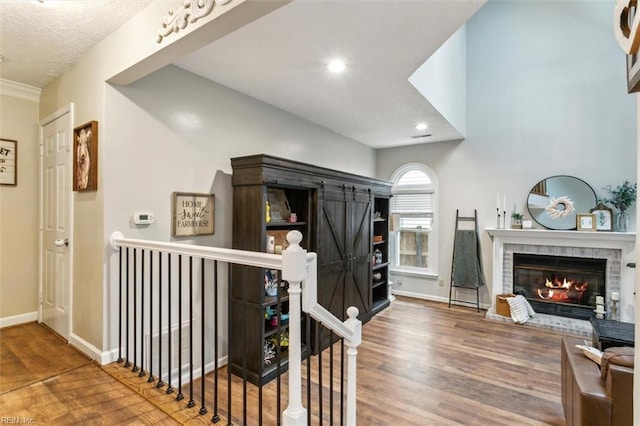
<box><xmin>39</xmin><ymin>0</ymin><xmax>291</xmax><ymax>352</ymax></box>
<box><xmin>103</xmin><ymin>64</ymin><xmax>376</xmax><ymax>353</ymax></box>
<box><xmin>409</xmin><ymin>25</ymin><xmax>467</xmax><ymax>137</ymax></box>
<box><xmin>377</xmin><ymin>1</ymin><xmax>637</xmax><ymax>305</ymax></box>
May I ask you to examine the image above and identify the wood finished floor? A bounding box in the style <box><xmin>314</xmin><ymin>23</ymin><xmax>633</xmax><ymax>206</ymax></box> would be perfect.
<box><xmin>0</xmin><ymin>322</ymin><xmax>176</xmax><ymax>424</ymax></box>
<box><xmin>1</xmin><ymin>298</ymin><xmax>569</xmax><ymax>425</ymax></box>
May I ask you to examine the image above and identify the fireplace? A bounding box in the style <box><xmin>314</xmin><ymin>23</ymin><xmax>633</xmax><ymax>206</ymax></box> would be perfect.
<box><xmin>486</xmin><ymin>228</ymin><xmax>634</xmax><ymax>336</ymax></box>
<box><xmin>513</xmin><ymin>253</ymin><xmax>606</xmax><ymax>320</ymax></box>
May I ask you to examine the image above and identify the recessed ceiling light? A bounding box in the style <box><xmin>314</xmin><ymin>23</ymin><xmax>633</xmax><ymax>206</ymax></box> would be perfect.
<box><xmin>415</xmin><ymin>122</ymin><xmax>428</xmax><ymax>131</ymax></box>
<box><xmin>327</xmin><ymin>59</ymin><xmax>346</xmax><ymax>73</ymax></box>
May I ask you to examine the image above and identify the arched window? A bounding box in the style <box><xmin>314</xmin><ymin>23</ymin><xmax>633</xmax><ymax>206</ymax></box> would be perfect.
<box><xmin>390</xmin><ymin>163</ymin><xmax>437</xmax><ymax>276</ymax></box>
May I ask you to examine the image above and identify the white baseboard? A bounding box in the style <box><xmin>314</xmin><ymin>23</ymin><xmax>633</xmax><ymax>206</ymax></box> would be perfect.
<box><xmin>100</xmin><ymin>348</ymin><xmax>121</xmax><ymax>365</ymax></box>
<box><xmin>69</xmin><ymin>333</ymin><xmax>104</xmax><ymax>363</ymax></box>
<box><xmin>0</xmin><ymin>312</ymin><xmax>38</xmax><ymax>328</ymax></box>
<box><xmin>392</xmin><ymin>290</ymin><xmax>490</xmax><ymax>310</ymax></box>
<box><xmin>392</xmin><ymin>289</ymin><xmax>448</xmax><ymax>303</ymax></box>
<box><xmin>103</xmin><ymin>352</ymin><xmax>229</xmax><ymax>389</ymax></box>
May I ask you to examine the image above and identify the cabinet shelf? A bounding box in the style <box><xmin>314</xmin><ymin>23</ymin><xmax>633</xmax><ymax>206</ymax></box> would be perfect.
<box><xmin>264</xmin><ymin>294</ymin><xmax>289</xmax><ymax>306</ymax></box>
<box><xmin>374</xmin><ymin>218</ymin><xmax>387</xmax><ymax>222</ymax></box>
<box><xmin>264</xmin><ymin>324</ymin><xmax>289</xmax><ymax>338</ymax></box>
<box><xmin>372</xmin><ymin>298</ymin><xmax>390</xmax><ymax>314</ymax></box>
<box><xmin>372</xmin><ymin>262</ymin><xmax>389</xmax><ymax>271</ymax></box>
<box><xmin>373</xmin><ymin>240</ymin><xmax>386</xmax><ymax>245</ymax></box>
<box><xmin>372</xmin><ymin>280</ymin><xmax>386</xmax><ymax>289</ymax></box>
<box><xmin>260</xmin><ymin>345</ymin><xmax>308</xmax><ymax>383</ymax></box>
<box><xmin>267</xmin><ymin>221</ymin><xmax>307</xmax><ymax>228</ymax></box>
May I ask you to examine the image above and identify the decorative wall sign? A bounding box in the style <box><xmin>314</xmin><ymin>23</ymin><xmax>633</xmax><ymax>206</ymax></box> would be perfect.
<box><xmin>613</xmin><ymin>1</ymin><xmax>640</xmax><ymax>92</ymax></box>
<box><xmin>0</xmin><ymin>139</ymin><xmax>17</xmax><ymax>186</ymax></box>
<box><xmin>172</xmin><ymin>192</ymin><xmax>215</xmax><ymax>237</ymax></box>
<box><xmin>156</xmin><ymin>0</ymin><xmax>234</xmax><ymax>43</ymax></box>
<box><xmin>614</xmin><ymin>1</ymin><xmax>640</xmax><ymax>55</ymax></box>
<box><xmin>73</xmin><ymin>121</ymin><xmax>98</xmax><ymax>191</ymax></box>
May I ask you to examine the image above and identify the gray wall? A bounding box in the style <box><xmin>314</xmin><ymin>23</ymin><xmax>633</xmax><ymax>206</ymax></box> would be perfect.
<box><xmin>376</xmin><ymin>1</ymin><xmax>636</xmax><ymax>303</ymax></box>
<box><xmin>103</xmin><ymin>65</ymin><xmax>376</xmax><ymax>352</ymax></box>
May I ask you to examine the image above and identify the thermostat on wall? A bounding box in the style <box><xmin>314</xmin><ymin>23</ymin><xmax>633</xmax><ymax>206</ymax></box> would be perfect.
<box><xmin>133</xmin><ymin>212</ymin><xmax>155</xmax><ymax>225</ymax></box>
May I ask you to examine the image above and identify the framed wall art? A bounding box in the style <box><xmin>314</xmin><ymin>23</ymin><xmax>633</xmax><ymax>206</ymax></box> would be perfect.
<box><xmin>172</xmin><ymin>192</ymin><xmax>215</xmax><ymax>237</ymax></box>
<box><xmin>73</xmin><ymin>120</ymin><xmax>98</xmax><ymax>191</ymax></box>
<box><xmin>590</xmin><ymin>203</ymin><xmax>613</xmax><ymax>232</ymax></box>
<box><xmin>0</xmin><ymin>139</ymin><xmax>17</xmax><ymax>186</ymax></box>
<box><xmin>627</xmin><ymin>53</ymin><xmax>640</xmax><ymax>93</ymax></box>
<box><xmin>576</xmin><ymin>213</ymin><xmax>596</xmax><ymax>232</ymax></box>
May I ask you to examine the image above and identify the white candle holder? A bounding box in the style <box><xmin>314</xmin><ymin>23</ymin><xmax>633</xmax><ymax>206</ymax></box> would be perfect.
<box><xmin>594</xmin><ymin>304</ymin><xmax>606</xmax><ymax>319</ymax></box>
<box><xmin>610</xmin><ymin>300</ymin><xmax>618</xmax><ymax>321</ymax></box>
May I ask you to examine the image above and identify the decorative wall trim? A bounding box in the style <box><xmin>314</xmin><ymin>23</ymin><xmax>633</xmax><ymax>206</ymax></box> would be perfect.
<box><xmin>0</xmin><ymin>311</ymin><xmax>38</xmax><ymax>328</ymax></box>
<box><xmin>613</xmin><ymin>0</ymin><xmax>640</xmax><ymax>55</ymax></box>
<box><xmin>0</xmin><ymin>79</ymin><xmax>41</xmax><ymax>103</ymax></box>
<box><xmin>156</xmin><ymin>0</ymin><xmax>234</xmax><ymax>43</ymax></box>
<box><xmin>613</xmin><ymin>1</ymin><xmax>640</xmax><ymax>92</ymax></box>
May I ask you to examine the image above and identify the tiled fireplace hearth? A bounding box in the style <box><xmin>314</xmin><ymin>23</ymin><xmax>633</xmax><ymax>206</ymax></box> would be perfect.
<box><xmin>485</xmin><ymin>228</ymin><xmax>636</xmax><ymax>336</ymax></box>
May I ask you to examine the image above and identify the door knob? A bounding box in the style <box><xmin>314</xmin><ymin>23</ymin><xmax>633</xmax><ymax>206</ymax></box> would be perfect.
<box><xmin>54</xmin><ymin>238</ymin><xmax>69</xmax><ymax>247</ymax></box>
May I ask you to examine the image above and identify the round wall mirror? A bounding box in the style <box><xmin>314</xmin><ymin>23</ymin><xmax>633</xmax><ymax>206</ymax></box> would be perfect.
<box><xmin>527</xmin><ymin>175</ymin><xmax>597</xmax><ymax>230</ymax></box>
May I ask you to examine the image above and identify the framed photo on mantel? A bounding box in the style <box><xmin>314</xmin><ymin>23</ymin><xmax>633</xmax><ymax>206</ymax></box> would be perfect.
<box><xmin>576</xmin><ymin>213</ymin><xmax>596</xmax><ymax>232</ymax></box>
<box><xmin>590</xmin><ymin>203</ymin><xmax>613</xmax><ymax>232</ymax></box>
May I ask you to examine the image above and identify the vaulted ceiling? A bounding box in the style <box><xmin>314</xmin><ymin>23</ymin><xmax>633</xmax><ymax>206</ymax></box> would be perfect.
<box><xmin>0</xmin><ymin>0</ymin><xmax>486</xmax><ymax>148</ymax></box>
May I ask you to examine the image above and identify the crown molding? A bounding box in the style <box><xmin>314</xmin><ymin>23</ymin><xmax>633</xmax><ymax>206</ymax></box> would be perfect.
<box><xmin>156</xmin><ymin>0</ymin><xmax>234</xmax><ymax>43</ymax></box>
<box><xmin>0</xmin><ymin>79</ymin><xmax>41</xmax><ymax>103</ymax></box>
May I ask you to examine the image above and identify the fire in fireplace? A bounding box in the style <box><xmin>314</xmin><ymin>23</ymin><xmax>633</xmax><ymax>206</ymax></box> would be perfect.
<box><xmin>513</xmin><ymin>253</ymin><xmax>606</xmax><ymax>320</ymax></box>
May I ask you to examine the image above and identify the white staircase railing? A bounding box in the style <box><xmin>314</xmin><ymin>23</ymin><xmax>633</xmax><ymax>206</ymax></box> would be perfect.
<box><xmin>281</xmin><ymin>231</ymin><xmax>362</xmax><ymax>425</ymax></box>
<box><xmin>109</xmin><ymin>230</ymin><xmax>361</xmax><ymax>425</ymax></box>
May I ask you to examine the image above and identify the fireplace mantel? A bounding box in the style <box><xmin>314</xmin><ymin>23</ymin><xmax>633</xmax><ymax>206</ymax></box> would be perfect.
<box><xmin>485</xmin><ymin>227</ymin><xmax>636</xmax><ymax>326</ymax></box>
<box><xmin>486</xmin><ymin>228</ymin><xmax>636</xmax><ymax>247</ymax></box>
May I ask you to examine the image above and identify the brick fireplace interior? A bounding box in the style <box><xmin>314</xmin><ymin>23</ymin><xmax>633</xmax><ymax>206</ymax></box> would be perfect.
<box><xmin>512</xmin><ymin>253</ymin><xmax>606</xmax><ymax>320</ymax></box>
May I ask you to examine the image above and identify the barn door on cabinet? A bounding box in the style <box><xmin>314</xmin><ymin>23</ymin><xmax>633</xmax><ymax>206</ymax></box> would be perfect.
<box><xmin>316</xmin><ymin>183</ymin><xmax>372</xmax><ymax>351</ymax></box>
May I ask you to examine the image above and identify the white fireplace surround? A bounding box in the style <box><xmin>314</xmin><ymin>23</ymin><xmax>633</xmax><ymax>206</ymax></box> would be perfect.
<box><xmin>485</xmin><ymin>228</ymin><xmax>636</xmax><ymax>334</ymax></box>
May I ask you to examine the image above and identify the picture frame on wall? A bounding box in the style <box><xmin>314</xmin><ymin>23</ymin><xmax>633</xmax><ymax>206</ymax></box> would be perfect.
<box><xmin>0</xmin><ymin>139</ymin><xmax>17</xmax><ymax>186</ymax></box>
<box><xmin>172</xmin><ymin>192</ymin><xmax>215</xmax><ymax>237</ymax></box>
<box><xmin>590</xmin><ymin>203</ymin><xmax>613</xmax><ymax>232</ymax></box>
<box><xmin>623</xmin><ymin>1</ymin><xmax>640</xmax><ymax>93</ymax></box>
<box><xmin>73</xmin><ymin>120</ymin><xmax>98</xmax><ymax>191</ymax></box>
<box><xmin>576</xmin><ymin>213</ymin><xmax>596</xmax><ymax>232</ymax></box>
<box><xmin>627</xmin><ymin>53</ymin><xmax>640</xmax><ymax>93</ymax></box>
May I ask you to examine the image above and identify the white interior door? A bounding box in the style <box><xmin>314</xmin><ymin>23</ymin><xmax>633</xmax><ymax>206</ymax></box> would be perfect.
<box><xmin>41</xmin><ymin>110</ymin><xmax>72</xmax><ymax>339</ymax></box>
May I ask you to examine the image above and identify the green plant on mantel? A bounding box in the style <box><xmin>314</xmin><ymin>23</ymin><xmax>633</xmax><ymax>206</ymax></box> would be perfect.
<box><xmin>602</xmin><ymin>180</ymin><xmax>637</xmax><ymax>212</ymax></box>
<box><xmin>511</xmin><ymin>212</ymin><xmax>523</xmax><ymax>220</ymax></box>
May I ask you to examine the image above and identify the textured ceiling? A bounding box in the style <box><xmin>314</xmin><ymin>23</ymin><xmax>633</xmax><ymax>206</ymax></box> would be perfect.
<box><xmin>0</xmin><ymin>0</ymin><xmax>486</xmax><ymax>148</ymax></box>
<box><xmin>0</xmin><ymin>0</ymin><xmax>153</xmax><ymax>88</ymax></box>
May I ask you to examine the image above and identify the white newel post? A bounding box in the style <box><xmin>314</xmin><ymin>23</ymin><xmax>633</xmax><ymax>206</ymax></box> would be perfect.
<box><xmin>282</xmin><ymin>231</ymin><xmax>308</xmax><ymax>426</ymax></box>
<box><xmin>345</xmin><ymin>306</ymin><xmax>362</xmax><ymax>426</ymax></box>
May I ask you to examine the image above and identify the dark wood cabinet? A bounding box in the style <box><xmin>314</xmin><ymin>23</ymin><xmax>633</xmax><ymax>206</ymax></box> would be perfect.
<box><xmin>230</xmin><ymin>154</ymin><xmax>391</xmax><ymax>383</ymax></box>
<box><xmin>372</xmin><ymin>196</ymin><xmax>391</xmax><ymax>313</ymax></box>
